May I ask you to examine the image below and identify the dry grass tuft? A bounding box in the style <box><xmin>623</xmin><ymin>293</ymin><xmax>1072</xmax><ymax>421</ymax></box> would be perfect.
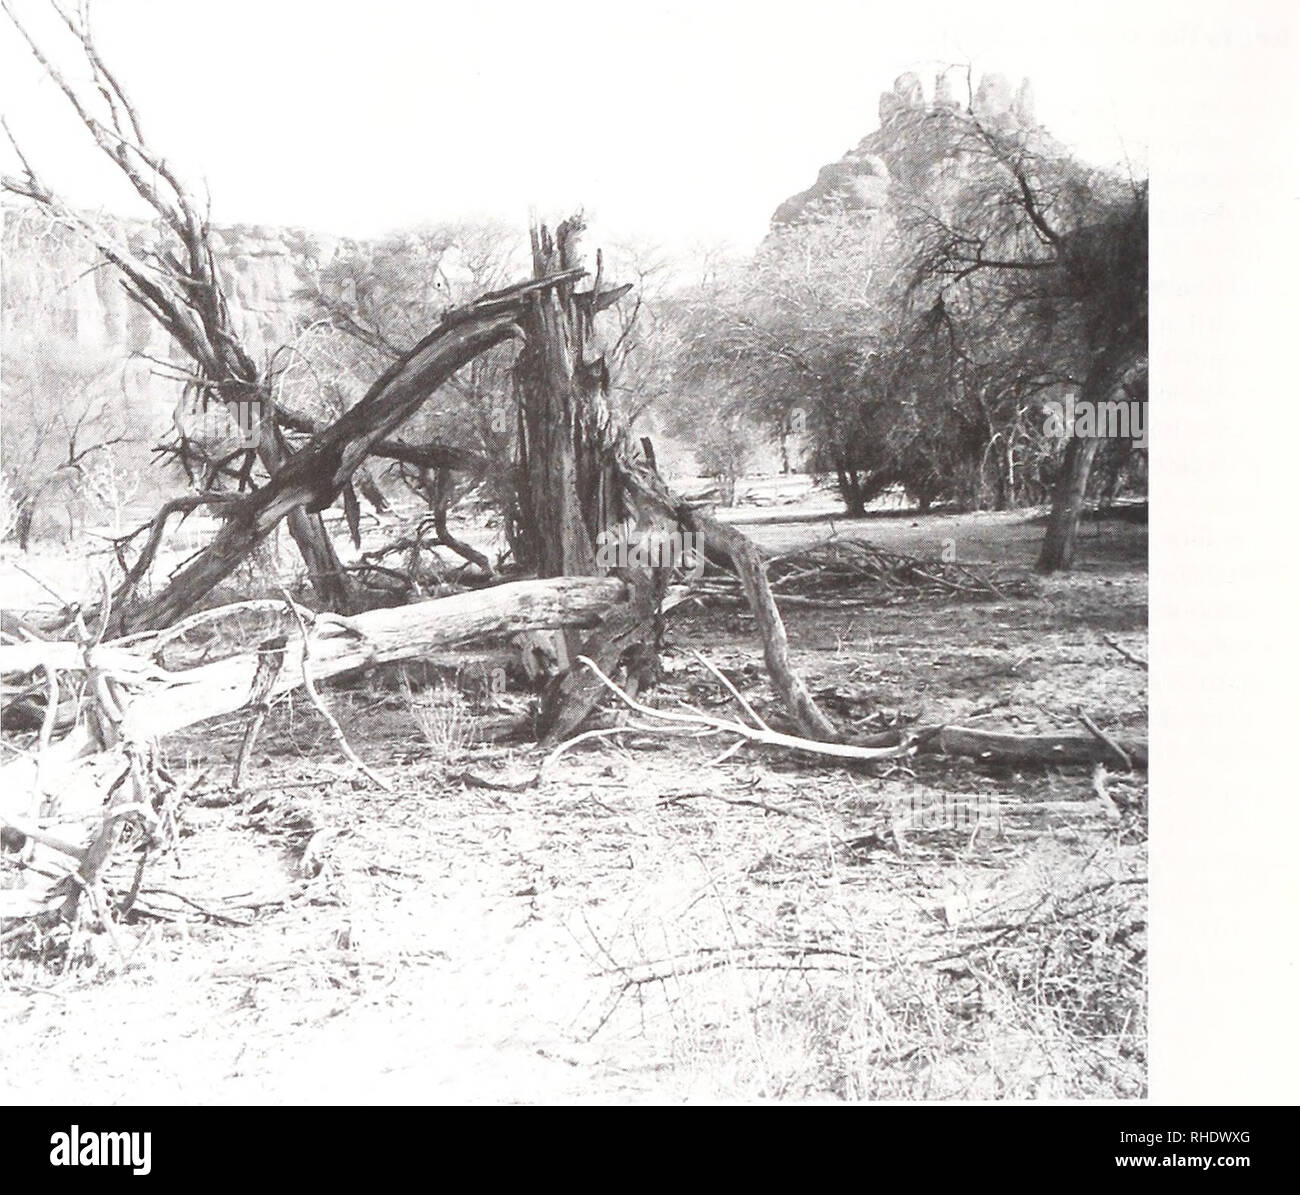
<box><xmin>400</xmin><ymin>670</ymin><xmax>477</xmax><ymax>762</ymax></box>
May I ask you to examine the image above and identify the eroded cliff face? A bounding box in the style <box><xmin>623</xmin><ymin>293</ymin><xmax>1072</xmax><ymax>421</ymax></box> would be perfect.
<box><xmin>770</xmin><ymin>69</ymin><xmax>1040</xmax><ymax>228</ymax></box>
<box><xmin>1</xmin><ymin>209</ymin><xmax>341</xmax><ymax>369</ymax></box>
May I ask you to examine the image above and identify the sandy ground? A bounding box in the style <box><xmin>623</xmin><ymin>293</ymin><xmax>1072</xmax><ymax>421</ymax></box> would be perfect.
<box><xmin>1</xmin><ymin>499</ymin><xmax>1147</xmax><ymax>1104</ymax></box>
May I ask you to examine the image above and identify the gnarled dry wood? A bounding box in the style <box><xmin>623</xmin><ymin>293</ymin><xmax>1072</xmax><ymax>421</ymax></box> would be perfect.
<box><xmin>273</xmin><ymin>408</ymin><xmax>488</xmax><ymax>475</ymax></box>
<box><xmin>0</xmin><ymin>575</ymin><xmax>643</xmax><ymax>919</ymax></box>
<box><xmin>1</xmin><ymin>576</ymin><xmax>638</xmax><ymax>841</ymax></box>
<box><xmin>2</xmin><ymin>576</ymin><xmax>630</xmax><ymax>751</ymax></box>
<box><xmin>539</xmin><ymin>569</ymin><xmax>667</xmax><ymax>746</ymax></box>
<box><xmin>109</xmin><ymin>273</ymin><xmax>585</xmax><ymax>635</ymax></box>
<box><xmin>617</xmin><ymin>462</ymin><xmax>839</xmax><ymax>741</ymax></box>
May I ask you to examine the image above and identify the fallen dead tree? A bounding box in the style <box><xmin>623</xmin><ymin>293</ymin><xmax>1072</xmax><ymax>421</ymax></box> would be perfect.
<box><xmin>574</xmin><ymin>656</ymin><xmax>1147</xmax><ymax>770</ymax></box>
<box><xmin>1</xmin><ymin>2</ymin><xmax>539</xmax><ymax>634</ymax></box>
<box><xmin>617</xmin><ymin>462</ymin><xmax>840</xmax><ymax>741</ymax></box>
<box><xmin>106</xmin><ymin>271</ymin><xmax>584</xmax><ymax>636</ymax></box>
<box><xmin>2</xmin><ymin>1</ymin><xmax>348</xmax><ymax>610</ymax></box>
<box><xmin>0</xmin><ymin>576</ymin><xmax>637</xmax><ymax>920</ymax></box>
<box><xmin>910</xmin><ymin>725</ymin><xmax>1146</xmax><ymax>769</ymax></box>
<box><xmin>0</xmin><ymin>0</ymin><xmax>842</xmax><ymax>750</ymax></box>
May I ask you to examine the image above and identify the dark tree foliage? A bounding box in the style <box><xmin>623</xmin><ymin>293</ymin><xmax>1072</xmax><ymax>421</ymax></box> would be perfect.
<box><xmin>674</xmin><ymin>98</ymin><xmax>1146</xmax><ymax>559</ymax></box>
<box><xmin>905</xmin><ymin>111</ymin><xmax>1147</xmax><ymax>566</ymax></box>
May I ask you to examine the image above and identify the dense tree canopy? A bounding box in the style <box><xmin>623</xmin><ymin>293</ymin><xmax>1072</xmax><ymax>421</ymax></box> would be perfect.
<box><xmin>665</xmin><ymin>99</ymin><xmax>1147</xmax><ymax>541</ymax></box>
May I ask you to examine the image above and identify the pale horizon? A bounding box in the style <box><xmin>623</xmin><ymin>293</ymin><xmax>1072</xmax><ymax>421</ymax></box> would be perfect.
<box><xmin>0</xmin><ymin>0</ymin><xmax>1161</xmax><ymax>257</ymax></box>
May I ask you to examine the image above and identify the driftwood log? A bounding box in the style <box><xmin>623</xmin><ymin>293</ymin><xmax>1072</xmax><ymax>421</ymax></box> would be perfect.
<box><xmin>0</xmin><ymin>576</ymin><xmax>636</xmax><ymax>918</ymax></box>
<box><xmin>617</xmin><ymin>460</ymin><xmax>839</xmax><ymax>740</ymax></box>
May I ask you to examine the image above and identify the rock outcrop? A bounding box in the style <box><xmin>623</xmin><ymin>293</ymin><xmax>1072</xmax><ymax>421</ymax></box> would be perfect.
<box><xmin>1</xmin><ymin>210</ymin><xmax>337</xmax><ymax>365</ymax></box>
<box><xmin>770</xmin><ymin>69</ymin><xmax>1041</xmax><ymax>229</ymax></box>
<box><xmin>0</xmin><ymin>208</ymin><xmax>360</xmax><ymax>460</ymax></box>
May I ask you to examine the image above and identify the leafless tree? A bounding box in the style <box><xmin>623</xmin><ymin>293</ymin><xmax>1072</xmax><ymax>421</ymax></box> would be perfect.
<box><xmin>0</xmin><ymin>301</ymin><xmax>127</xmax><ymax>547</ymax></box>
<box><xmin>904</xmin><ymin>109</ymin><xmax>1147</xmax><ymax>569</ymax></box>
<box><xmin>0</xmin><ymin>0</ymin><xmax>365</xmax><ymax>607</ymax></box>
<box><xmin>0</xmin><ymin>0</ymin><xmax>502</xmax><ymax>618</ymax></box>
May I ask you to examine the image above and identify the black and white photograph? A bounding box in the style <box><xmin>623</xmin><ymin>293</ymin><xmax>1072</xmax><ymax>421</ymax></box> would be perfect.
<box><xmin>0</xmin><ymin>0</ymin><xmax>1294</xmax><ymax>1123</ymax></box>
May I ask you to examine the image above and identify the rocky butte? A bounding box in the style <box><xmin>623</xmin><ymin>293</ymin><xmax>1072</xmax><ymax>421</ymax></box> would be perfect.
<box><xmin>770</xmin><ymin>69</ymin><xmax>1040</xmax><ymax>229</ymax></box>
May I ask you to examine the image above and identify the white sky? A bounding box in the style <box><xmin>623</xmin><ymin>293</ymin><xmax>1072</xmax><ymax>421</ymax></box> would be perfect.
<box><xmin>0</xmin><ymin>0</ymin><xmax>1182</xmax><ymax>256</ymax></box>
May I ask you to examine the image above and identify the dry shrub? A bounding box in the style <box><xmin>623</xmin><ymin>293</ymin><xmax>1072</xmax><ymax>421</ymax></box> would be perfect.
<box><xmin>400</xmin><ymin>669</ymin><xmax>476</xmax><ymax>761</ymax></box>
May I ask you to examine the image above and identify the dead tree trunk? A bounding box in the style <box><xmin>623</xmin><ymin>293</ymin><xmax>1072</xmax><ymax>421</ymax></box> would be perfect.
<box><xmin>511</xmin><ymin>218</ymin><xmax>638</xmax><ymax>738</ymax></box>
<box><xmin>1037</xmin><ymin>341</ymin><xmax>1141</xmax><ymax>573</ymax></box>
<box><xmin>109</xmin><ymin>277</ymin><xmax>581</xmax><ymax>634</ymax></box>
<box><xmin>508</xmin><ymin>217</ymin><xmax>838</xmax><ymax>743</ymax></box>
<box><xmin>514</xmin><ymin>218</ymin><xmax>631</xmax><ymax>575</ymax></box>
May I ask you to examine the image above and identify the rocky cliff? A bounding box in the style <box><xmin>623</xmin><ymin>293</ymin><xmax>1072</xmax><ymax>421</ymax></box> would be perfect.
<box><xmin>770</xmin><ymin>69</ymin><xmax>1041</xmax><ymax>228</ymax></box>
<box><xmin>1</xmin><ymin>208</ymin><xmax>341</xmax><ymax>369</ymax></box>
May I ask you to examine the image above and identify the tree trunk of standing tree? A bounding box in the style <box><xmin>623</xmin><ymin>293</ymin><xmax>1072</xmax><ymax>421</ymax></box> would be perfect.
<box><xmin>511</xmin><ymin>218</ymin><xmax>643</xmax><ymax>739</ymax></box>
<box><xmin>1036</xmin><ymin>341</ymin><xmax>1142</xmax><ymax>573</ymax></box>
<box><xmin>514</xmin><ymin>218</ymin><xmax>628</xmax><ymax>577</ymax></box>
<box><xmin>989</xmin><ymin>434</ymin><xmax>1012</xmax><ymax>511</ymax></box>
<box><xmin>1036</xmin><ymin>433</ymin><xmax>1100</xmax><ymax>573</ymax></box>
<box><xmin>837</xmin><ymin>464</ymin><xmax>866</xmax><ymax>517</ymax></box>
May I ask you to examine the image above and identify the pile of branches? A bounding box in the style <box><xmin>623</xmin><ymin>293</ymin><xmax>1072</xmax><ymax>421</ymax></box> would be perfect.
<box><xmin>697</xmin><ymin>538</ymin><xmax>1034</xmax><ymax>607</ymax></box>
<box><xmin>351</xmin><ymin>505</ymin><xmax>498</xmax><ymax>601</ymax></box>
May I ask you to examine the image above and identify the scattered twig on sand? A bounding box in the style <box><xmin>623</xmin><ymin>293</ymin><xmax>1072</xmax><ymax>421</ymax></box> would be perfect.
<box><xmin>455</xmin><ymin>722</ymin><xmax>710</xmax><ymax>793</ymax></box>
<box><xmin>656</xmin><ymin>789</ymin><xmax>825</xmax><ymax>826</ymax></box>
<box><xmin>1077</xmin><ymin>708</ymin><xmax>1133</xmax><ymax>771</ymax></box>
<box><xmin>275</xmin><ymin>584</ymin><xmax>392</xmax><ymax>793</ymax></box>
<box><xmin>1102</xmin><ymin>635</ymin><xmax>1147</xmax><ymax>670</ymax></box>
<box><xmin>136</xmin><ymin>887</ymin><xmax>252</xmax><ymax>927</ymax></box>
<box><xmin>691</xmin><ymin>649</ymin><xmax>772</xmax><ymax>731</ymax></box>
